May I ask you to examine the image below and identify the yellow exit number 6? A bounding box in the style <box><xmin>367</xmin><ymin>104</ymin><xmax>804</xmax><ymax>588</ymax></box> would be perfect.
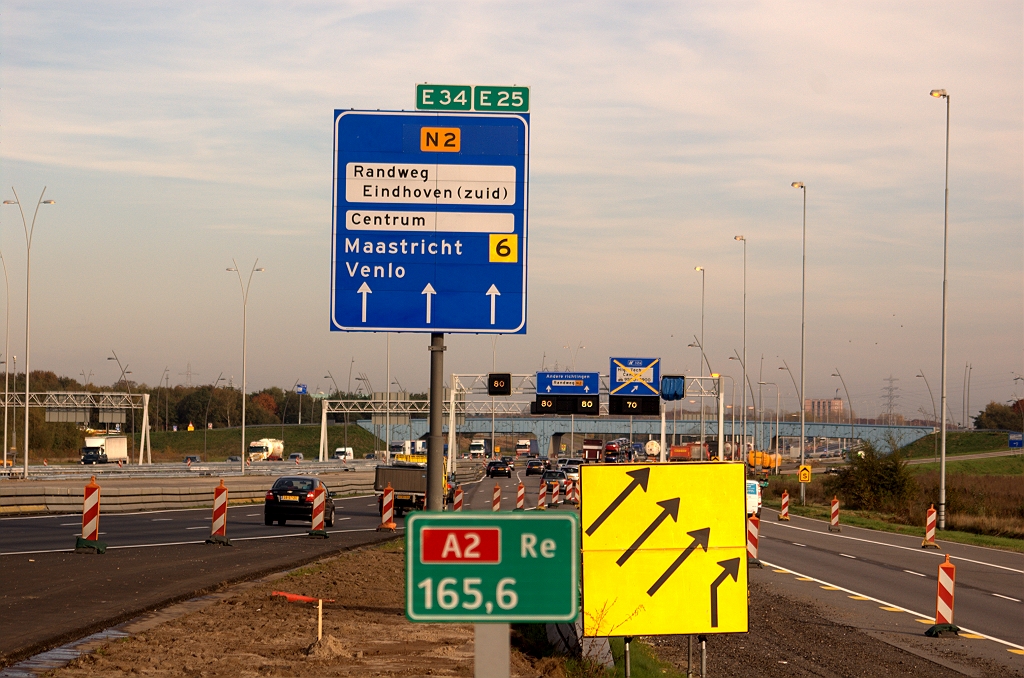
<box><xmin>489</xmin><ymin>234</ymin><xmax>518</xmax><ymax>263</ymax></box>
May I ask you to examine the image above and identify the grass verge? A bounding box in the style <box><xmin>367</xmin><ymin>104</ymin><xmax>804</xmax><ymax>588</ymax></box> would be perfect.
<box><xmin>901</xmin><ymin>431</ymin><xmax>1010</xmax><ymax>458</ymax></box>
<box><xmin>606</xmin><ymin>638</ymin><xmax>683</xmax><ymax>678</ymax></box>
<box><xmin>762</xmin><ymin>499</ymin><xmax>1024</xmax><ymax>553</ymax></box>
<box><xmin>908</xmin><ymin>454</ymin><xmax>1024</xmax><ymax>475</ymax></box>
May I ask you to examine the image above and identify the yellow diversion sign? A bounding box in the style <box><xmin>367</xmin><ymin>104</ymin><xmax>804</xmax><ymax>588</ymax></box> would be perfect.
<box><xmin>580</xmin><ymin>463</ymin><xmax>748</xmax><ymax>637</ymax></box>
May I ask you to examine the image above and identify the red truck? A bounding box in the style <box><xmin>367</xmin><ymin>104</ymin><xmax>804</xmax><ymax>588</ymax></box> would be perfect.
<box><xmin>582</xmin><ymin>439</ymin><xmax>603</xmax><ymax>462</ymax></box>
<box><xmin>668</xmin><ymin>443</ymin><xmax>706</xmax><ymax>462</ymax></box>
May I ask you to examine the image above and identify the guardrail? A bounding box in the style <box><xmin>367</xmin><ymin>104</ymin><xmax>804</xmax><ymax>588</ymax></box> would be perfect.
<box><xmin>0</xmin><ymin>464</ymin><xmax>485</xmax><ymax>515</ymax></box>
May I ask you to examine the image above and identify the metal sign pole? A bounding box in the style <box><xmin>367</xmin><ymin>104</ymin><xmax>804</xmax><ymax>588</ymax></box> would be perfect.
<box><xmin>717</xmin><ymin>376</ymin><xmax>725</xmax><ymax>461</ymax></box>
<box><xmin>427</xmin><ymin>333</ymin><xmax>445</xmax><ymax>511</ymax></box>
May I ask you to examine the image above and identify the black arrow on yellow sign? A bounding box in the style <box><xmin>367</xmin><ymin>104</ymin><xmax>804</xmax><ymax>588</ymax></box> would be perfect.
<box><xmin>710</xmin><ymin>558</ymin><xmax>740</xmax><ymax>628</ymax></box>
<box><xmin>585</xmin><ymin>467</ymin><xmax>650</xmax><ymax>536</ymax></box>
<box><xmin>646</xmin><ymin>527</ymin><xmax>711</xmax><ymax>596</ymax></box>
<box><xmin>616</xmin><ymin>497</ymin><xmax>680</xmax><ymax>566</ymax></box>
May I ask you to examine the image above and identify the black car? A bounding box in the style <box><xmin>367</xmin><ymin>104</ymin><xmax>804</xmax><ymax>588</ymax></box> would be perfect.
<box><xmin>264</xmin><ymin>476</ymin><xmax>335</xmax><ymax>527</ymax></box>
<box><xmin>486</xmin><ymin>461</ymin><xmax>512</xmax><ymax>478</ymax></box>
<box><xmin>525</xmin><ymin>460</ymin><xmax>545</xmax><ymax>476</ymax></box>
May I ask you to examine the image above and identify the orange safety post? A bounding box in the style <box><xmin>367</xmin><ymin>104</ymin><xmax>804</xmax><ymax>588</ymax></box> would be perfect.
<box><xmin>377</xmin><ymin>483</ymin><xmax>397</xmax><ymax>532</ymax></box>
<box><xmin>75</xmin><ymin>476</ymin><xmax>107</xmax><ymax>554</ymax></box>
<box><xmin>828</xmin><ymin>495</ymin><xmax>841</xmax><ymax>532</ymax></box>
<box><xmin>779</xmin><ymin>490</ymin><xmax>790</xmax><ymax>521</ymax></box>
<box><xmin>492</xmin><ymin>483</ymin><xmax>502</xmax><ymax>512</ymax></box>
<box><xmin>746</xmin><ymin>515</ymin><xmax>762</xmax><ymax>568</ymax></box>
<box><xmin>921</xmin><ymin>504</ymin><xmax>939</xmax><ymax>548</ymax></box>
<box><xmin>551</xmin><ymin>480</ymin><xmax>560</xmax><ymax>506</ymax></box>
<box><xmin>308</xmin><ymin>486</ymin><xmax>328</xmax><ymax>538</ymax></box>
<box><xmin>206</xmin><ymin>479</ymin><xmax>232</xmax><ymax>546</ymax></box>
<box><xmin>537</xmin><ymin>479</ymin><xmax>547</xmax><ymax>510</ymax></box>
<box><xmin>515</xmin><ymin>482</ymin><xmax>525</xmax><ymax>510</ymax></box>
<box><xmin>453</xmin><ymin>485</ymin><xmax>464</xmax><ymax>512</ymax></box>
<box><xmin>925</xmin><ymin>555</ymin><xmax>959</xmax><ymax>636</ymax></box>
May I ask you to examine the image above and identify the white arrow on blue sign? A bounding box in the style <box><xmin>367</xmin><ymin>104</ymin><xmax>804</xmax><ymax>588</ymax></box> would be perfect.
<box><xmin>331</xmin><ymin>110</ymin><xmax>529</xmax><ymax>333</ymax></box>
<box><xmin>536</xmin><ymin>372</ymin><xmax>600</xmax><ymax>395</ymax></box>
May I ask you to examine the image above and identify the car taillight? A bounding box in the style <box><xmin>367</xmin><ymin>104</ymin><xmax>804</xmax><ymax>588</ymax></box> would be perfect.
<box><xmin>265</xmin><ymin>491</ymin><xmax>274</xmax><ymax>501</ymax></box>
<box><xmin>306</xmin><ymin>492</ymin><xmax>314</xmax><ymax>502</ymax></box>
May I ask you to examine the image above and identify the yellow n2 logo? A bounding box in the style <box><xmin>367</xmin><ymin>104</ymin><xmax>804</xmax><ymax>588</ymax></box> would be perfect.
<box><xmin>489</xmin><ymin>234</ymin><xmax>518</xmax><ymax>263</ymax></box>
<box><xmin>420</xmin><ymin>127</ymin><xmax>460</xmax><ymax>152</ymax></box>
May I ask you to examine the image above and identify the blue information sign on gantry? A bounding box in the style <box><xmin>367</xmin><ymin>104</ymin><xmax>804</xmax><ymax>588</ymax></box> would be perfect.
<box><xmin>331</xmin><ymin>110</ymin><xmax>529</xmax><ymax>333</ymax></box>
<box><xmin>536</xmin><ymin>372</ymin><xmax>600</xmax><ymax>395</ymax></box>
<box><xmin>609</xmin><ymin>358</ymin><xmax>661</xmax><ymax>396</ymax></box>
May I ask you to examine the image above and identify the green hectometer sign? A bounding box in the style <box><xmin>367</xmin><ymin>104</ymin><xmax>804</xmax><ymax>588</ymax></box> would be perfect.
<box><xmin>405</xmin><ymin>512</ymin><xmax>578</xmax><ymax>622</ymax></box>
<box><xmin>415</xmin><ymin>84</ymin><xmax>530</xmax><ymax>112</ymax></box>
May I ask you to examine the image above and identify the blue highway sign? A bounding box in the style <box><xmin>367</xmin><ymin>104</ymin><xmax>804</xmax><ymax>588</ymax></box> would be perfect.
<box><xmin>609</xmin><ymin>358</ymin><xmax>661</xmax><ymax>396</ymax></box>
<box><xmin>332</xmin><ymin>110</ymin><xmax>529</xmax><ymax>333</ymax></box>
<box><xmin>1010</xmin><ymin>433</ymin><xmax>1023</xmax><ymax>449</ymax></box>
<box><xmin>296</xmin><ymin>384</ymin><xmax>308</xmax><ymax>395</ymax></box>
<box><xmin>537</xmin><ymin>372</ymin><xmax>600</xmax><ymax>395</ymax></box>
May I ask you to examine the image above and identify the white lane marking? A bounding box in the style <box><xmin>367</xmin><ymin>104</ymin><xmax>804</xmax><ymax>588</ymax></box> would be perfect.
<box><xmin>761</xmin><ymin>511</ymin><xmax>1024</xmax><ymax>574</ymax></box>
<box><xmin>761</xmin><ymin>558</ymin><xmax>1024</xmax><ymax>651</ymax></box>
<box><xmin>903</xmin><ymin>570</ymin><xmax>926</xmax><ymax>577</ymax></box>
<box><xmin>366</xmin><ymin>503</ymin><xmax>376</xmax><ymax>507</ymax></box>
<box><xmin>60</xmin><ymin>523</ymin><xmax>79</xmax><ymax>526</ymax></box>
<box><xmin>840</xmin><ymin>554</ymin><xmax>856</xmax><ymax>559</ymax></box>
<box><xmin>152</xmin><ymin>518</ymin><xmax>173</xmax><ymax>522</ymax></box>
<box><xmin>793</xmin><ymin>543</ymin><xmax>806</xmax><ymax>547</ymax></box>
<box><xmin>0</xmin><ymin>526</ymin><xmax>401</xmax><ymax>556</ymax></box>
<box><xmin>185</xmin><ymin>526</ymin><xmax>208</xmax><ymax>530</ymax></box>
<box><xmin>246</xmin><ymin>513</ymin><xmax>260</xmax><ymax>517</ymax></box>
<box><xmin>993</xmin><ymin>593</ymin><xmax>1021</xmax><ymax>603</ymax></box>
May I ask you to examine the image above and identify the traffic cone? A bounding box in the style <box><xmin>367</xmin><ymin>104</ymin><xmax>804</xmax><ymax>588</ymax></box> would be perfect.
<box><xmin>377</xmin><ymin>483</ymin><xmax>397</xmax><ymax>532</ymax></box>
<box><xmin>925</xmin><ymin>555</ymin><xmax>959</xmax><ymax>637</ymax></box>
<box><xmin>308</xmin><ymin>486</ymin><xmax>328</xmax><ymax>539</ymax></box>
<box><xmin>921</xmin><ymin>504</ymin><xmax>939</xmax><ymax>548</ymax></box>
<box><xmin>75</xmin><ymin>476</ymin><xmax>107</xmax><ymax>554</ymax></box>
<box><xmin>206</xmin><ymin>479</ymin><xmax>232</xmax><ymax>546</ymax></box>
<box><xmin>778</xmin><ymin>490</ymin><xmax>790</xmax><ymax>520</ymax></box>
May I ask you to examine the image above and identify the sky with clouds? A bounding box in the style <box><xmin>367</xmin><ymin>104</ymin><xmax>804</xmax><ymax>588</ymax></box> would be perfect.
<box><xmin>1</xmin><ymin>1</ymin><xmax>1021</xmax><ymax>422</ymax></box>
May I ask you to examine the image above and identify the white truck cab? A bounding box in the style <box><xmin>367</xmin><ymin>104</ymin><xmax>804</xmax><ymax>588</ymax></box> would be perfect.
<box><xmin>745</xmin><ymin>479</ymin><xmax>762</xmax><ymax>518</ymax></box>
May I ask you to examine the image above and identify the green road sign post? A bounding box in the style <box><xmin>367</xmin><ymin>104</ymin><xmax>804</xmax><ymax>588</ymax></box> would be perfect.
<box><xmin>415</xmin><ymin>84</ymin><xmax>530</xmax><ymax>113</ymax></box>
<box><xmin>405</xmin><ymin>512</ymin><xmax>578</xmax><ymax>622</ymax></box>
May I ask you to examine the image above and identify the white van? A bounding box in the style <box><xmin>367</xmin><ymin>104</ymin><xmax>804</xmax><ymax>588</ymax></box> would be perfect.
<box><xmin>745</xmin><ymin>480</ymin><xmax>762</xmax><ymax>518</ymax></box>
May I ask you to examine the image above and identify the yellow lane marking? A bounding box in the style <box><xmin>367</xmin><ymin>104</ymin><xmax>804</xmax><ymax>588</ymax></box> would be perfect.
<box><xmin>916</xmin><ymin>619</ymin><xmax>935</xmax><ymax>624</ymax></box>
<box><xmin>879</xmin><ymin>606</ymin><xmax>903</xmax><ymax>612</ymax></box>
<box><xmin>796</xmin><ymin>577</ymin><xmax>814</xmax><ymax>581</ymax></box>
<box><xmin>961</xmin><ymin>633</ymin><xmax>985</xmax><ymax>639</ymax></box>
<box><xmin>848</xmin><ymin>596</ymin><xmax>871</xmax><ymax>601</ymax></box>
<box><xmin>773</xmin><ymin>569</ymin><xmax>789</xmax><ymax>573</ymax></box>
<box><xmin>1009</xmin><ymin>649</ymin><xmax>1024</xmax><ymax>655</ymax></box>
<box><xmin>820</xmin><ymin>586</ymin><xmax>841</xmax><ymax>590</ymax></box>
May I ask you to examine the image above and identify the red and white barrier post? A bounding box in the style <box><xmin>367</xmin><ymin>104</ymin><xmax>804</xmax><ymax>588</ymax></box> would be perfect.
<box><xmin>551</xmin><ymin>480</ymin><xmax>560</xmax><ymax>506</ymax></box>
<box><xmin>75</xmin><ymin>476</ymin><xmax>106</xmax><ymax>553</ymax></box>
<box><xmin>922</xmin><ymin>504</ymin><xmax>939</xmax><ymax>548</ymax></box>
<box><xmin>746</xmin><ymin>515</ymin><xmax>762</xmax><ymax>568</ymax></box>
<box><xmin>926</xmin><ymin>555</ymin><xmax>959</xmax><ymax>636</ymax></box>
<box><xmin>377</xmin><ymin>483</ymin><xmax>397</xmax><ymax>532</ymax></box>
<box><xmin>515</xmin><ymin>482</ymin><xmax>525</xmax><ymax>510</ymax></box>
<box><xmin>453</xmin><ymin>486</ymin><xmax>464</xmax><ymax>512</ymax></box>
<box><xmin>828</xmin><ymin>495</ymin><xmax>841</xmax><ymax>532</ymax></box>
<box><xmin>537</xmin><ymin>479</ymin><xmax>547</xmax><ymax>510</ymax></box>
<box><xmin>492</xmin><ymin>484</ymin><xmax>502</xmax><ymax>512</ymax></box>
<box><xmin>206</xmin><ymin>479</ymin><xmax>232</xmax><ymax>545</ymax></box>
<box><xmin>779</xmin><ymin>490</ymin><xmax>790</xmax><ymax>521</ymax></box>
<box><xmin>308</xmin><ymin>486</ymin><xmax>328</xmax><ymax>538</ymax></box>
<box><xmin>566</xmin><ymin>480</ymin><xmax>577</xmax><ymax>505</ymax></box>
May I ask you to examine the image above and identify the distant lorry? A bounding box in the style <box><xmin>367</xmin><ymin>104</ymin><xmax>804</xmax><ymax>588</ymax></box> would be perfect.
<box><xmin>668</xmin><ymin>443</ymin><xmax>706</xmax><ymax>462</ymax></box>
<box><xmin>334</xmin><ymin>447</ymin><xmax>354</xmax><ymax>460</ymax></box>
<box><xmin>582</xmin><ymin>439</ymin><xmax>603</xmax><ymax>462</ymax></box>
<box><xmin>468</xmin><ymin>438</ymin><xmax>489</xmax><ymax>458</ymax></box>
<box><xmin>80</xmin><ymin>436</ymin><xmax>129</xmax><ymax>465</ymax></box>
<box><xmin>374</xmin><ymin>463</ymin><xmax>428</xmax><ymax>516</ymax></box>
<box><xmin>248</xmin><ymin>438</ymin><xmax>284</xmax><ymax>462</ymax></box>
<box><xmin>389</xmin><ymin>440</ymin><xmax>427</xmax><ymax>456</ymax></box>
<box><xmin>747</xmin><ymin>450</ymin><xmax>782</xmax><ymax>469</ymax></box>
<box><xmin>514</xmin><ymin>439</ymin><xmax>538</xmax><ymax>457</ymax></box>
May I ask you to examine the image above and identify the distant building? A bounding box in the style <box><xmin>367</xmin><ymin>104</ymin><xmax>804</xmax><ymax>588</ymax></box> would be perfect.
<box><xmin>805</xmin><ymin>398</ymin><xmax>844</xmax><ymax>419</ymax></box>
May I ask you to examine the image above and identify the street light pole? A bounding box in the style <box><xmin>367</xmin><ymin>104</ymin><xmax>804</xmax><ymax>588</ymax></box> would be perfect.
<box><xmin>791</xmin><ymin>181</ymin><xmax>807</xmax><ymax>504</ymax></box>
<box><xmin>733</xmin><ymin>237</ymin><xmax>746</xmax><ymax>457</ymax></box>
<box><xmin>758</xmin><ymin>382</ymin><xmax>779</xmax><ymax>470</ymax></box>
<box><xmin>831</xmin><ymin>368</ymin><xmax>855</xmax><ymax>443</ymax></box>
<box><xmin>107</xmin><ymin>352</ymin><xmax>134</xmax><ymax>451</ymax></box>
<box><xmin>930</xmin><ymin>88</ymin><xmax>951</xmax><ymax>529</ymax></box>
<box><xmin>564</xmin><ymin>341</ymin><xmax>584</xmax><ymax>456</ymax></box>
<box><xmin>4</xmin><ymin>189</ymin><xmax>55</xmax><ymax>478</ymax></box>
<box><xmin>917</xmin><ymin>371</ymin><xmax>938</xmax><ymax>464</ymax></box>
<box><xmin>204</xmin><ymin>373</ymin><xmax>225</xmax><ymax>460</ymax></box>
<box><xmin>695</xmin><ymin>266</ymin><xmax>706</xmax><ymax>450</ymax></box>
<box><xmin>227</xmin><ymin>259</ymin><xmax>264</xmax><ymax>475</ymax></box>
<box><xmin>0</xmin><ymin>249</ymin><xmax>9</xmax><ymax>470</ymax></box>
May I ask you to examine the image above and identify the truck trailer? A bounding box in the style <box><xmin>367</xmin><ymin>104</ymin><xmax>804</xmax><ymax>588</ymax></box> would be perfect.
<box><xmin>80</xmin><ymin>436</ymin><xmax>129</xmax><ymax>464</ymax></box>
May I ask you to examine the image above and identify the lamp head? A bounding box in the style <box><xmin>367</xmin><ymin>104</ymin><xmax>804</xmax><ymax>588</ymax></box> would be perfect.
<box><xmin>831</xmin><ymin>373</ymin><xmax>839</xmax><ymax>377</ymax></box>
<box><xmin>2</xmin><ymin>200</ymin><xmax>16</xmax><ymax>205</ymax></box>
<box><xmin>710</xmin><ymin>373</ymin><xmax>719</xmax><ymax>378</ymax></box>
<box><xmin>255</xmin><ymin>267</ymin><xmax>265</xmax><ymax>272</ymax></box>
<box><xmin>226</xmin><ymin>267</ymin><xmax>237</xmax><ymax>272</ymax></box>
<box><xmin>734</xmin><ymin>235</ymin><xmax>744</xmax><ymax>241</ymax></box>
<box><xmin>792</xmin><ymin>181</ymin><xmax>804</xmax><ymax>189</ymax></box>
<box><xmin>694</xmin><ymin>266</ymin><xmax>703</xmax><ymax>272</ymax></box>
<box><xmin>42</xmin><ymin>200</ymin><xmax>55</xmax><ymax>204</ymax></box>
<box><xmin>729</xmin><ymin>356</ymin><xmax>738</xmax><ymax>361</ymax></box>
<box><xmin>930</xmin><ymin>89</ymin><xmax>947</xmax><ymax>98</ymax></box>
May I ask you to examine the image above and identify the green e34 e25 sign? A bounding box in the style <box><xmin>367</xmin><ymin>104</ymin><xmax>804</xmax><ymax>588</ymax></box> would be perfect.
<box><xmin>416</xmin><ymin>84</ymin><xmax>530</xmax><ymax>112</ymax></box>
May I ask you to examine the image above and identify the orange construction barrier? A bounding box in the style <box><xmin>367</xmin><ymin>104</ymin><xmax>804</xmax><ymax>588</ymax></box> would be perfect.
<box><xmin>308</xmin><ymin>486</ymin><xmax>328</xmax><ymax>538</ymax></box>
<box><xmin>206</xmin><ymin>479</ymin><xmax>231</xmax><ymax>545</ymax></box>
<box><xmin>921</xmin><ymin>504</ymin><xmax>939</xmax><ymax>548</ymax></box>
<box><xmin>75</xmin><ymin>476</ymin><xmax>106</xmax><ymax>553</ymax></box>
<box><xmin>537</xmin><ymin>479</ymin><xmax>547</xmax><ymax>510</ymax></box>
<box><xmin>377</xmin><ymin>483</ymin><xmax>397</xmax><ymax>532</ymax></box>
<box><xmin>926</xmin><ymin>555</ymin><xmax>959</xmax><ymax>636</ymax></box>
<box><xmin>453</xmin><ymin>485</ymin><xmax>464</xmax><ymax>512</ymax></box>
<box><xmin>829</xmin><ymin>495</ymin><xmax>841</xmax><ymax>532</ymax></box>
<box><xmin>779</xmin><ymin>490</ymin><xmax>790</xmax><ymax>521</ymax></box>
<box><xmin>746</xmin><ymin>515</ymin><xmax>761</xmax><ymax>567</ymax></box>
<box><xmin>492</xmin><ymin>483</ymin><xmax>502</xmax><ymax>512</ymax></box>
<box><xmin>515</xmin><ymin>482</ymin><xmax>525</xmax><ymax>510</ymax></box>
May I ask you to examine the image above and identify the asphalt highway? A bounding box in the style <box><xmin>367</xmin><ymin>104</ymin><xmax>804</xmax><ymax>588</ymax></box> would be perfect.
<box><xmin>758</xmin><ymin>506</ymin><xmax>1024</xmax><ymax>646</ymax></box>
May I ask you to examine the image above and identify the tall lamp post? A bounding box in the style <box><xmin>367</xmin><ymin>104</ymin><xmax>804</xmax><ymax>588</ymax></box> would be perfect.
<box><xmin>203</xmin><ymin>373</ymin><xmax>225</xmax><ymax>460</ymax></box>
<box><xmin>733</xmin><ymin>236</ymin><xmax>747</xmax><ymax>457</ymax></box>
<box><xmin>694</xmin><ymin>266</ymin><xmax>706</xmax><ymax>450</ymax></box>
<box><xmin>758</xmin><ymin>381</ymin><xmax>779</xmax><ymax>470</ymax></box>
<box><xmin>791</xmin><ymin>181</ymin><xmax>808</xmax><ymax>505</ymax></box>
<box><xmin>564</xmin><ymin>341</ymin><xmax>585</xmax><ymax>455</ymax></box>
<box><xmin>930</xmin><ymin>88</ymin><xmax>951</xmax><ymax>529</ymax></box>
<box><xmin>107</xmin><ymin>353</ymin><xmax>134</xmax><ymax>446</ymax></box>
<box><xmin>227</xmin><ymin>259</ymin><xmax>264</xmax><ymax>475</ymax></box>
<box><xmin>0</xmin><ymin>248</ymin><xmax>9</xmax><ymax>470</ymax></box>
<box><xmin>4</xmin><ymin>189</ymin><xmax>55</xmax><ymax>478</ymax></box>
<box><xmin>831</xmin><ymin>368</ymin><xmax>855</xmax><ymax>447</ymax></box>
<box><xmin>917</xmin><ymin>371</ymin><xmax>938</xmax><ymax>464</ymax></box>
